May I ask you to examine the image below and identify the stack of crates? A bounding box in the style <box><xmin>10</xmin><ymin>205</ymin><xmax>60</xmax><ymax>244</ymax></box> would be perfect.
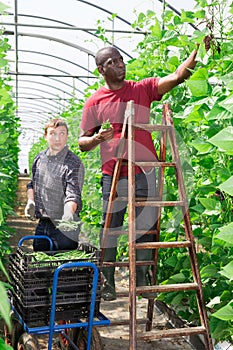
<box><xmin>8</xmin><ymin>243</ymin><xmax>101</xmax><ymax>326</ymax></box>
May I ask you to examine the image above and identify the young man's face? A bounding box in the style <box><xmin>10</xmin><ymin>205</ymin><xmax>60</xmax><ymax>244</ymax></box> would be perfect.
<box><xmin>44</xmin><ymin>125</ymin><xmax>68</xmax><ymax>155</ymax></box>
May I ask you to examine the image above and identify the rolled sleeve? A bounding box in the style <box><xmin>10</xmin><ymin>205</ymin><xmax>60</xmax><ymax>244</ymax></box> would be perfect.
<box><xmin>64</xmin><ymin>158</ymin><xmax>84</xmax><ymax>212</ymax></box>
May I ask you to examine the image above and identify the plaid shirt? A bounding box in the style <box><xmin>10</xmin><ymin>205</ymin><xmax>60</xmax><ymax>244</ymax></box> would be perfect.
<box><xmin>27</xmin><ymin>146</ymin><xmax>84</xmax><ymax>220</ymax></box>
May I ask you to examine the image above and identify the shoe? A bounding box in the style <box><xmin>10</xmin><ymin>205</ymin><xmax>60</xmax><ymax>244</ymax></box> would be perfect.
<box><xmin>101</xmin><ymin>282</ymin><xmax>116</xmax><ymax>301</ymax></box>
<box><xmin>101</xmin><ymin>247</ymin><xmax>117</xmax><ymax>301</ymax></box>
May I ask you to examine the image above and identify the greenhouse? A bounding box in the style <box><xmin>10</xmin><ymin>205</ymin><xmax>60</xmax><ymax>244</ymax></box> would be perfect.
<box><xmin>0</xmin><ymin>0</ymin><xmax>232</xmax><ymax>349</ymax></box>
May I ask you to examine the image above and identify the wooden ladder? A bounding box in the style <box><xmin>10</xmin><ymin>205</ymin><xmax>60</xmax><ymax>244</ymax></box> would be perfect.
<box><xmin>100</xmin><ymin>101</ymin><xmax>213</xmax><ymax>350</ymax></box>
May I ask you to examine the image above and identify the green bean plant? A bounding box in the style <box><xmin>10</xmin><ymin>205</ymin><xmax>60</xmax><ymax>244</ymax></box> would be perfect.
<box><xmin>0</xmin><ymin>2</ymin><xmax>20</xmax><ymax>346</ymax></box>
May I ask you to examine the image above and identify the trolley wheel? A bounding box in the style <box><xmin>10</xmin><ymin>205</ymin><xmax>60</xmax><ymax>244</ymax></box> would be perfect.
<box><xmin>11</xmin><ymin>319</ymin><xmax>24</xmax><ymax>350</ymax></box>
<box><xmin>4</xmin><ymin>316</ymin><xmax>24</xmax><ymax>349</ymax></box>
<box><xmin>17</xmin><ymin>333</ymin><xmax>39</xmax><ymax>350</ymax></box>
<box><xmin>73</xmin><ymin>327</ymin><xmax>103</xmax><ymax>350</ymax></box>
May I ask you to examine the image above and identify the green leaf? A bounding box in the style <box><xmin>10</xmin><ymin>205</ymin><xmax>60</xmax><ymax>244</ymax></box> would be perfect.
<box><xmin>206</xmin><ymin>105</ymin><xmax>233</xmax><ymax>121</ymax></box>
<box><xmin>0</xmin><ymin>206</ymin><xmax>3</xmax><ymax>226</ymax></box>
<box><xmin>151</xmin><ymin>17</ymin><xmax>162</xmax><ymax>40</ymax></box>
<box><xmin>199</xmin><ymin>198</ymin><xmax>219</xmax><ymax>210</ymax></box>
<box><xmin>190</xmin><ymin>203</ymin><xmax>205</xmax><ymax>214</ymax></box>
<box><xmin>180</xmin><ymin>10</ymin><xmax>195</xmax><ymax>23</ymax></box>
<box><xmin>0</xmin><ymin>2</ymin><xmax>9</xmax><ymax>13</ymax></box>
<box><xmin>219</xmin><ymin>260</ymin><xmax>233</xmax><ymax>281</ymax></box>
<box><xmin>168</xmin><ymin>272</ymin><xmax>186</xmax><ymax>283</ymax></box>
<box><xmin>200</xmin><ymin>264</ymin><xmax>218</xmax><ymax>278</ymax></box>
<box><xmin>221</xmin><ymin>72</ymin><xmax>233</xmax><ymax>90</ymax></box>
<box><xmin>186</xmin><ymin>68</ymin><xmax>209</xmax><ymax>97</ymax></box>
<box><xmin>210</xmin><ymin>317</ymin><xmax>230</xmax><ymax>339</ymax></box>
<box><xmin>219</xmin><ymin>94</ymin><xmax>233</xmax><ymax>114</ymax></box>
<box><xmin>0</xmin><ymin>172</ymin><xmax>11</xmax><ymax>178</ymax></box>
<box><xmin>0</xmin><ymin>282</ymin><xmax>11</xmax><ymax>330</ymax></box>
<box><xmin>0</xmin><ymin>133</ymin><xmax>9</xmax><ymax>145</ymax></box>
<box><xmin>165</xmin><ymin>256</ymin><xmax>177</xmax><ymax>267</ymax></box>
<box><xmin>219</xmin><ymin>176</ymin><xmax>233</xmax><ymax>196</ymax></box>
<box><xmin>191</xmin><ymin>30</ymin><xmax>206</xmax><ymax>44</ymax></box>
<box><xmin>212</xmin><ymin>300</ymin><xmax>233</xmax><ymax>321</ymax></box>
<box><xmin>198</xmin><ymin>156</ymin><xmax>215</xmax><ymax>169</ymax></box>
<box><xmin>0</xmin><ymin>258</ymin><xmax>10</xmax><ymax>281</ymax></box>
<box><xmin>0</xmin><ymin>338</ymin><xmax>13</xmax><ymax>350</ymax></box>
<box><xmin>216</xmin><ymin>222</ymin><xmax>233</xmax><ymax>245</ymax></box>
<box><xmin>191</xmin><ymin>140</ymin><xmax>212</xmax><ymax>154</ymax></box>
<box><xmin>208</xmin><ymin>126</ymin><xmax>233</xmax><ymax>155</ymax></box>
<box><xmin>194</xmin><ymin>10</ymin><xmax>206</xmax><ymax>19</ymax></box>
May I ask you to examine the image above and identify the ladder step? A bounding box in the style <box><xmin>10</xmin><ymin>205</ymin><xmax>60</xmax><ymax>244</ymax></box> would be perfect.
<box><xmin>102</xmin><ymin>260</ymin><xmax>154</xmax><ymax>268</ymax></box>
<box><xmin>136</xmin><ymin>241</ymin><xmax>192</xmax><ymax>249</ymax></box>
<box><xmin>104</xmin><ymin>317</ymin><xmax>148</xmax><ymax>327</ymax></box>
<box><xmin>136</xmin><ymin>283</ymin><xmax>199</xmax><ymax>294</ymax></box>
<box><xmin>115</xmin><ymin>197</ymin><xmax>186</xmax><ymax>207</ymax></box>
<box><xmin>137</xmin><ymin>326</ymin><xmax>206</xmax><ymax>341</ymax></box>
<box><xmin>134</xmin><ymin>123</ymin><xmax>172</xmax><ymax>132</ymax></box>
<box><xmin>135</xmin><ymin>161</ymin><xmax>176</xmax><ymax>167</ymax></box>
<box><xmin>135</xmin><ymin>200</ymin><xmax>186</xmax><ymax>207</ymax></box>
<box><xmin>103</xmin><ymin>229</ymin><xmax>158</xmax><ymax>236</ymax></box>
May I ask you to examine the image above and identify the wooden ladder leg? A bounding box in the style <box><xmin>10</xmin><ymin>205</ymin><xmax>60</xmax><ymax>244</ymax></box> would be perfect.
<box><xmin>128</xmin><ymin>100</ymin><xmax>137</xmax><ymax>350</ymax></box>
<box><xmin>100</xmin><ymin>106</ymin><xmax>129</xmax><ymax>262</ymax></box>
<box><xmin>165</xmin><ymin>104</ymin><xmax>213</xmax><ymax>350</ymax></box>
<box><xmin>146</xmin><ymin>104</ymin><xmax>168</xmax><ymax>331</ymax></box>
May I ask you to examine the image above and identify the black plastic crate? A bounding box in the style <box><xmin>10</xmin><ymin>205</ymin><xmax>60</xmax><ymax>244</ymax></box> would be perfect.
<box><xmin>8</xmin><ymin>243</ymin><xmax>102</xmax><ymax>325</ymax></box>
<box><xmin>10</xmin><ymin>242</ymin><xmax>100</xmax><ymax>279</ymax></box>
<box><xmin>11</xmin><ymin>287</ymin><xmax>101</xmax><ymax>307</ymax></box>
<box><xmin>9</xmin><ymin>265</ymin><xmax>94</xmax><ymax>292</ymax></box>
<box><xmin>11</xmin><ymin>297</ymin><xmax>100</xmax><ymax>326</ymax></box>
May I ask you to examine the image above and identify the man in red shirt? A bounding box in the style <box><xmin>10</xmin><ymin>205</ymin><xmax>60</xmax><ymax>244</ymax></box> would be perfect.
<box><xmin>78</xmin><ymin>46</ymin><xmax>198</xmax><ymax>301</ymax></box>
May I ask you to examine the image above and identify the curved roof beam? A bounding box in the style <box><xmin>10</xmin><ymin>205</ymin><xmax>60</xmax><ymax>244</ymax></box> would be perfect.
<box><xmin>19</xmin><ymin>113</ymin><xmax>52</xmax><ymax>121</ymax></box>
<box><xmin>18</xmin><ymin>95</ymin><xmax>61</xmax><ymax>110</ymax></box>
<box><xmin>12</xmin><ymin>49</ymin><xmax>95</xmax><ymax>76</ymax></box>
<box><xmin>10</xmin><ymin>79</ymin><xmax>76</xmax><ymax>98</ymax></box>
<box><xmin>76</xmin><ymin>0</ymin><xmax>134</xmax><ymax>27</ymax></box>
<box><xmin>17</xmin><ymin>89</ymin><xmax>66</xmax><ymax>107</ymax></box>
<box><xmin>19</xmin><ymin>99</ymin><xmax>58</xmax><ymax>113</ymax></box>
<box><xmin>5</xmin><ymin>13</ymin><xmax>134</xmax><ymax>59</ymax></box>
<box><xmin>9</xmin><ymin>59</ymin><xmax>90</xmax><ymax>86</ymax></box>
<box><xmin>16</xmin><ymin>86</ymin><xmax>67</xmax><ymax>100</ymax></box>
<box><xmin>16</xmin><ymin>31</ymin><xmax>95</xmax><ymax>56</ymax></box>
<box><xmin>76</xmin><ymin>0</ymin><xmax>199</xmax><ymax>32</ymax></box>
<box><xmin>18</xmin><ymin>103</ymin><xmax>56</xmax><ymax>114</ymax></box>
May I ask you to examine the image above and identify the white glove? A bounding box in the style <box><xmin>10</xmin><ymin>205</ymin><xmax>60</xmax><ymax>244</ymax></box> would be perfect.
<box><xmin>62</xmin><ymin>203</ymin><xmax>74</xmax><ymax>222</ymax></box>
<box><xmin>24</xmin><ymin>199</ymin><xmax>35</xmax><ymax>220</ymax></box>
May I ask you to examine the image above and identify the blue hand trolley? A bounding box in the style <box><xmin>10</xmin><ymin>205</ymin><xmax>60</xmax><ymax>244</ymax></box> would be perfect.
<box><xmin>5</xmin><ymin>235</ymin><xmax>110</xmax><ymax>350</ymax></box>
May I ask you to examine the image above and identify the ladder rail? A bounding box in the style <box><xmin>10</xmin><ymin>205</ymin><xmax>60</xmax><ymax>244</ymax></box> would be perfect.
<box><xmin>164</xmin><ymin>104</ymin><xmax>213</xmax><ymax>349</ymax></box>
<box><xmin>128</xmin><ymin>100</ymin><xmax>137</xmax><ymax>350</ymax></box>
<box><xmin>100</xmin><ymin>105</ymin><xmax>129</xmax><ymax>261</ymax></box>
<box><xmin>146</xmin><ymin>104</ymin><xmax>168</xmax><ymax>331</ymax></box>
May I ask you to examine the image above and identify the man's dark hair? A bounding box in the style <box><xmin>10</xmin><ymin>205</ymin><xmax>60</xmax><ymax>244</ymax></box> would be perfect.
<box><xmin>95</xmin><ymin>46</ymin><xmax>120</xmax><ymax>66</ymax></box>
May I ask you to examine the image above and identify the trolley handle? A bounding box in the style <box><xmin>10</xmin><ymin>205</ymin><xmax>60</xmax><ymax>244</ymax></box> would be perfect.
<box><xmin>18</xmin><ymin>235</ymin><xmax>53</xmax><ymax>250</ymax></box>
